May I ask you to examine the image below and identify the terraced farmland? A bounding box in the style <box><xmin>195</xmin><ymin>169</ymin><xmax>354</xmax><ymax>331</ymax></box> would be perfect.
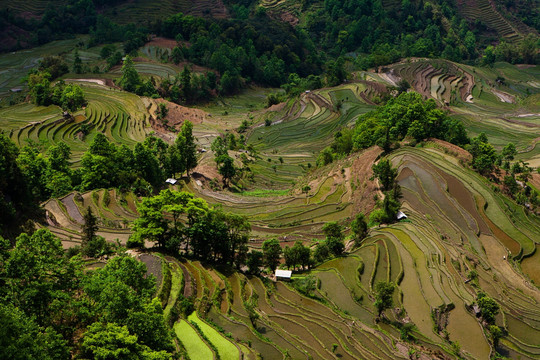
<box><xmin>1</xmin><ymin>81</ymin><xmax>151</xmax><ymax>163</ymax></box>
<box><xmin>100</xmin><ymin>0</ymin><xmax>228</xmax><ymax>25</ymax></box>
<box><xmin>387</xmin><ymin>145</ymin><xmax>540</xmax><ymax>359</ymax></box>
<box><xmin>457</xmin><ymin>0</ymin><xmax>525</xmax><ymax>42</ymax></box>
<box><xmin>151</xmin><ymin>253</ymin><xmax>421</xmax><ymax>359</ymax></box>
<box><xmin>2</xmin><ymin>42</ymin><xmax>539</xmax><ymax>359</ymax></box>
<box><xmin>43</xmin><ymin>189</ymin><xmax>139</xmax><ymax>247</ymax></box>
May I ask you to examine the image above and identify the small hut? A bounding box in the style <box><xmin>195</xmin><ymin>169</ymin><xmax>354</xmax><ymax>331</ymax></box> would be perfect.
<box><xmin>165</xmin><ymin>178</ymin><xmax>178</xmax><ymax>185</ymax></box>
<box><xmin>396</xmin><ymin>211</ymin><xmax>407</xmax><ymax>221</ymax></box>
<box><xmin>275</xmin><ymin>269</ymin><xmax>292</xmax><ymax>281</ymax></box>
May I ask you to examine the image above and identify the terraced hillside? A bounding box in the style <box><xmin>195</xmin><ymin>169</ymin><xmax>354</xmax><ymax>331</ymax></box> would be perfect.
<box><xmin>134</xmin><ymin>142</ymin><xmax>540</xmax><ymax>358</ymax></box>
<box><xmin>42</xmin><ymin>189</ymin><xmax>139</xmax><ymax>247</ymax></box>
<box><xmin>457</xmin><ymin>0</ymin><xmax>527</xmax><ymax>41</ymax></box>
<box><xmin>0</xmin><ymin>81</ymin><xmax>151</xmax><ymax>164</ymax></box>
<box><xmin>0</xmin><ymin>0</ymin><xmax>228</xmax><ymax>23</ymax></box>
<box><xmin>366</xmin><ymin>60</ymin><xmax>540</xmax><ymax>165</ymax></box>
<box><xmin>100</xmin><ymin>0</ymin><xmax>229</xmax><ymax>24</ymax></box>
<box><xmin>387</xmin><ymin>145</ymin><xmax>540</xmax><ymax>359</ymax></box>
<box><xmin>146</xmin><ymin>250</ymin><xmax>446</xmax><ymax>359</ymax></box>
<box><xmin>158</xmin><ymin>145</ymin><xmax>540</xmax><ymax>359</ymax></box>
<box><xmin>36</xmin><ymin>60</ymin><xmax>540</xmax><ymax>245</ymax></box>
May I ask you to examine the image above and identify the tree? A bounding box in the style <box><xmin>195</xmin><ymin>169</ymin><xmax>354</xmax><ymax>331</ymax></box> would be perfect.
<box><xmin>247</xmin><ymin>250</ymin><xmax>263</xmax><ymax>275</ymax></box>
<box><xmin>217</xmin><ymin>154</ymin><xmax>236</xmax><ymax>186</ymax></box>
<box><xmin>179</xmin><ymin>121</ymin><xmax>198</xmax><ymax>176</ymax></box>
<box><xmin>72</xmin><ymin>48</ymin><xmax>82</xmax><ymax>74</ymax></box>
<box><xmin>17</xmin><ymin>143</ymin><xmax>49</xmax><ymax>201</ymax></box>
<box><xmin>293</xmin><ymin>275</ymin><xmax>316</xmax><ymax>296</ymax></box>
<box><xmin>477</xmin><ymin>293</ymin><xmax>499</xmax><ymax>324</ymax></box>
<box><xmin>322</xmin><ymin>221</ymin><xmax>345</xmax><ymax>256</ymax></box>
<box><xmin>313</xmin><ymin>241</ymin><xmax>330</xmax><ymax>263</ymax></box>
<box><xmin>374</xmin><ymin>281</ymin><xmax>395</xmax><ymax>317</ymax></box>
<box><xmin>1</xmin><ymin>134</ymin><xmax>36</xmax><ymax>237</ymax></box>
<box><xmin>322</xmin><ymin>221</ymin><xmax>344</xmax><ymax>241</ymax></box>
<box><xmin>372</xmin><ymin>159</ymin><xmax>398</xmax><ymax>191</ymax></box>
<box><xmin>80</xmin><ymin>322</ymin><xmax>172</xmax><ymax>360</ymax></box>
<box><xmin>118</xmin><ymin>55</ymin><xmax>141</xmax><ymax>92</ymax></box>
<box><xmin>283</xmin><ymin>245</ymin><xmax>297</xmax><ymax>270</ymax></box>
<box><xmin>180</xmin><ymin>65</ymin><xmax>192</xmax><ymax>102</ymax></box>
<box><xmin>0</xmin><ymin>303</ymin><xmax>69</xmax><ymax>360</ymax></box>
<box><xmin>468</xmin><ymin>134</ymin><xmax>498</xmax><ymax>176</ymax></box>
<box><xmin>47</xmin><ymin>142</ymin><xmax>71</xmax><ymax>173</ymax></box>
<box><xmin>326</xmin><ymin>236</ymin><xmax>345</xmax><ymax>256</ymax></box>
<box><xmin>60</xmin><ymin>84</ymin><xmax>86</xmax><ymax>111</ymax></box>
<box><xmin>82</xmin><ymin>206</ymin><xmax>99</xmax><ymax>249</ymax></box>
<box><xmin>262</xmin><ymin>238</ymin><xmax>282</xmax><ymax>271</ymax></box>
<box><xmin>126</xmin><ymin>298</ymin><xmax>174</xmax><ymax>353</ymax></box>
<box><xmin>171</xmin><ymin>46</ymin><xmax>183</xmax><ymax>64</ymax></box>
<box><xmin>211</xmin><ymin>136</ymin><xmax>227</xmax><ymax>159</ymax></box>
<box><xmin>156</xmin><ymin>103</ymin><xmax>168</xmax><ymax>121</ymax></box>
<box><xmin>133</xmin><ymin>142</ymin><xmax>164</xmax><ymax>188</ymax></box>
<box><xmin>316</xmin><ymin>147</ymin><xmax>334</xmax><ymax>167</ymax></box>
<box><xmin>502</xmin><ymin>143</ymin><xmax>517</xmax><ymax>161</ymax></box>
<box><xmin>351</xmin><ymin>213</ymin><xmax>368</xmax><ymax>245</ymax></box>
<box><xmin>5</xmin><ymin>229</ymin><xmax>80</xmax><ymax>325</ymax></box>
<box><xmin>489</xmin><ymin>325</ymin><xmax>503</xmax><ymax>348</ymax></box>
<box><xmin>482</xmin><ymin>45</ymin><xmax>496</xmax><ymax>66</ymax></box>
<box><xmin>81</xmin><ymin>322</ymin><xmax>141</xmax><ymax>360</ymax></box>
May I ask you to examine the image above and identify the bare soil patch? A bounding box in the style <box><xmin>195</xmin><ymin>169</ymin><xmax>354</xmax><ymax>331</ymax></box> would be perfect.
<box><xmin>530</xmin><ymin>173</ymin><xmax>540</xmax><ymax>189</ymax></box>
<box><xmin>275</xmin><ymin>11</ymin><xmax>299</xmax><ymax>26</ymax></box>
<box><xmin>492</xmin><ymin>89</ymin><xmax>515</xmax><ymax>103</ymax></box>
<box><xmin>146</xmin><ymin>37</ymin><xmax>189</xmax><ymax>49</ymax></box>
<box><xmin>178</xmin><ymin>263</ymin><xmax>193</xmax><ymax>298</ymax></box>
<box><xmin>350</xmin><ymin>146</ymin><xmax>384</xmax><ymax>216</ymax></box>
<box><xmin>427</xmin><ymin>139</ymin><xmax>472</xmax><ymax>163</ymax></box>
<box><xmin>140</xmin><ymin>253</ymin><xmax>163</xmax><ymax>289</ymax></box>
<box><xmin>150</xmin><ymin>98</ymin><xmax>208</xmax><ymax>137</ymax></box>
<box><xmin>61</xmin><ymin>193</ymin><xmax>84</xmax><ymax>224</ymax></box>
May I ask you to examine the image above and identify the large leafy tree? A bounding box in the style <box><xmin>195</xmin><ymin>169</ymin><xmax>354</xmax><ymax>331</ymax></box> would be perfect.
<box><xmin>130</xmin><ymin>190</ymin><xmax>249</xmax><ymax>265</ymax></box>
<box><xmin>350</xmin><ymin>92</ymin><xmax>468</xmax><ymax>154</ymax></box>
<box><xmin>351</xmin><ymin>213</ymin><xmax>368</xmax><ymax>245</ymax></box>
<box><xmin>0</xmin><ymin>135</ymin><xmax>37</xmax><ymax>237</ymax></box>
<box><xmin>372</xmin><ymin>158</ymin><xmax>398</xmax><ymax>191</ymax></box>
<box><xmin>468</xmin><ymin>133</ymin><xmax>498</xmax><ymax>176</ymax></box>
<box><xmin>60</xmin><ymin>83</ymin><xmax>86</xmax><ymax>112</ymax></box>
<box><xmin>179</xmin><ymin>120</ymin><xmax>198</xmax><ymax>177</ymax></box>
<box><xmin>2</xmin><ymin>229</ymin><xmax>175</xmax><ymax>358</ymax></box>
<box><xmin>118</xmin><ymin>55</ymin><xmax>141</xmax><ymax>92</ymax></box>
<box><xmin>262</xmin><ymin>238</ymin><xmax>282</xmax><ymax>271</ymax></box>
<box><xmin>4</xmin><ymin>229</ymin><xmax>82</xmax><ymax>336</ymax></box>
<box><xmin>374</xmin><ymin>281</ymin><xmax>395</xmax><ymax>317</ymax></box>
<box><xmin>217</xmin><ymin>154</ymin><xmax>236</xmax><ymax>186</ymax></box>
<box><xmin>0</xmin><ymin>303</ymin><xmax>69</xmax><ymax>360</ymax></box>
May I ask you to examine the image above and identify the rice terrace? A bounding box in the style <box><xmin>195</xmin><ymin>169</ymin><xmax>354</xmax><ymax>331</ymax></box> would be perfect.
<box><xmin>0</xmin><ymin>0</ymin><xmax>540</xmax><ymax>359</ymax></box>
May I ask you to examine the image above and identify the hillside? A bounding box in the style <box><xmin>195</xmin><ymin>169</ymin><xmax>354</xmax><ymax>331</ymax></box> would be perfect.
<box><xmin>1</xmin><ymin>1</ymin><xmax>540</xmax><ymax>359</ymax></box>
<box><xmin>8</xmin><ymin>57</ymin><xmax>534</xmax><ymax>359</ymax></box>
